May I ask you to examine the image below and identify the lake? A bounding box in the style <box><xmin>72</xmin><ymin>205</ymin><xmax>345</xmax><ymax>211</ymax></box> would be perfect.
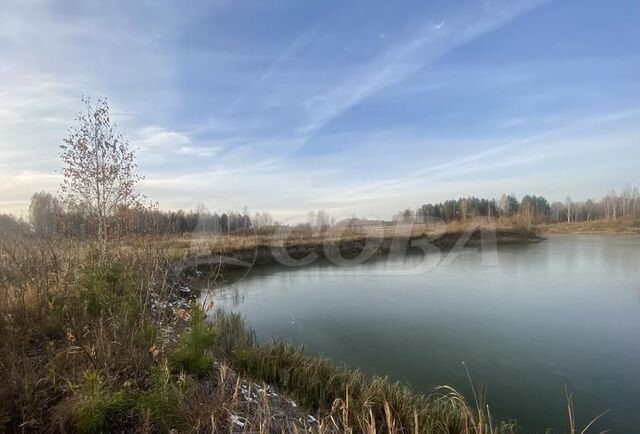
<box><xmin>201</xmin><ymin>235</ymin><xmax>640</xmax><ymax>433</ymax></box>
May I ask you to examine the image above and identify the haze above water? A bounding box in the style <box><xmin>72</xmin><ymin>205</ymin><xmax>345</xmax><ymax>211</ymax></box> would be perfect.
<box><xmin>203</xmin><ymin>236</ymin><xmax>640</xmax><ymax>433</ymax></box>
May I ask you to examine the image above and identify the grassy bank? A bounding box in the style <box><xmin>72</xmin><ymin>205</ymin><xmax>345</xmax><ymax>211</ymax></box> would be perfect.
<box><xmin>175</xmin><ymin>220</ymin><xmax>541</xmax><ymax>253</ymax></box>
<box><xmin>210</xmin><ymin>309</ymin><xmax>520</xmax><ymax>434</ymax></box>
<box><xmin>0</xmin><ymin>234</ymin><xmax>605</xmax><ymax>433</ymax></box>
<box><xmin>170</xmin><ymin>222</ymin><xmax>542</xmax><ymax>279</ymax></box>
<box><xmin>0</xmin><ymin>236</ymin><xmax>329</xmax><ymax>432</ymax></box>
<box><xmin>538</xmin><ymin>218</ymin><xmax>640</xmax><ymax>234</ymax></box>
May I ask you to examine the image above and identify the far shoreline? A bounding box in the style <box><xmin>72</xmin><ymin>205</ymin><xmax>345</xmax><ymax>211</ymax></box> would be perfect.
<box><xmin>174</xmin><ymin>225</ymin><xmax>543</xmax><ymax>280</ymax></box>
<box><xmin>171</xmin><ymin>219</ymin><xmax>640</xmax><ymax>283</ymax></box>
<box><xmin>537</xmin><ymin>218</ymin><xmax>639</xmax><ymax>235</ymax></box>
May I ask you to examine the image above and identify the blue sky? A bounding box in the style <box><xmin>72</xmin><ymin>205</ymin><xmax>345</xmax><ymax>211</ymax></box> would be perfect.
<box><xmin>1</xmin><ymin>0</ymin><xmax>638</xmax><ymax>220</ymax></box>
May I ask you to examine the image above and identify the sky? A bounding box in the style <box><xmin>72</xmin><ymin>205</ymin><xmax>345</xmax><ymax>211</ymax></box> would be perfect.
<box><xmin>1</xmin><ymin>0</ymin><xmax>638</xmax><ymax>221</ymax></box>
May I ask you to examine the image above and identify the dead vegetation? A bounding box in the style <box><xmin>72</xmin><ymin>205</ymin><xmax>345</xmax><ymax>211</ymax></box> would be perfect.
<box><xmin>0</xmin><ymin>232</ymin><xmax>608</xmax><ymax>433</ymax></box>
<box><xmin>538</xmin><ymin>217</ymin><xmax>640</xmax><ymax>234</ymax></box>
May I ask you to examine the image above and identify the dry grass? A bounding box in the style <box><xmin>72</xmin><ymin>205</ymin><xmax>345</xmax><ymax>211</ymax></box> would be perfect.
<box><xmin>0</xmin><ymin>235</ymin><xmax>171</xmax><ymax>432</ymax></box>
<box><xmin>538</xmin><ymin>218</ymin><xmax>639</xmax><ymax>234</ymax></box>
<box><xmin>141</xmin><ymin>218</ymin><xmax>536</xmax><ymax>266</ymax></box>
<box><xmin>208</xmin><ymin>313</ymin><xmax>520</xmax><ymax>433</ymax></box>
<box><xmin>0</xmin><ymin>233</ymin><xmax>610</xmax><ymax>433</ymax></box>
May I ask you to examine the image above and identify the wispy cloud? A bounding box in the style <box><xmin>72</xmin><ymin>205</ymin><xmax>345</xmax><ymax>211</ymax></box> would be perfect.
<box><xmin>224</xmin><ymin>24</ymin><xmax>321</xmax><ymax>115</ymax></box>
<box><xmin>176</xmin><ymin>146</ymin><xmax>222</xmax><ymax>158</ymax></box>
<box><xmin>299</xmin><ymin>0</ymin><xmax>549</xmax><ymax>136</ymax></box>
<box><xmin>135</xmin><ymin>126</ymin><xmax>192</xmax><ymax>151</ymax></box>
<box><xmin>309</xmin><ymin>109</ymin><xmax>640</xmax><ymax>208</ymax></box>
<box><xmin>1</xmin><ymin>0</ymin><xmax>637</xmax><ymax>218</ymax></box>
<box><xmin>134</xmin><ymin>126</ymin><xmax>225</xmax><ymax>164</ymax></box>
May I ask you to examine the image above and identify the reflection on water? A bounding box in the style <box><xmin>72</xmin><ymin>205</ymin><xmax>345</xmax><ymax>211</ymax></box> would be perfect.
<box><xmin>201</xmin><ymin>235</ymin><xmax>640</xmax><ymax>433</ymax></box>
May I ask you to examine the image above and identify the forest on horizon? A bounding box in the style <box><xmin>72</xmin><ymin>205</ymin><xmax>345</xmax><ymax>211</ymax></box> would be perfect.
<box><xmin>1</xmin><ymin>184</ymin><xmax>638</xmax><ymax>239</ymax></box>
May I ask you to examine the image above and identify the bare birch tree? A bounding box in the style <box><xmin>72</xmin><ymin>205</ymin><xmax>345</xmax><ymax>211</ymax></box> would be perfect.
<box><xmin>59</xmin><ymin>97</ymin><xmax>144</xmax><ymax>248</ymax></box>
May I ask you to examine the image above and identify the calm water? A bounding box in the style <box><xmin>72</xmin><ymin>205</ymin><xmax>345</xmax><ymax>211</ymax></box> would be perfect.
<box><xmin>202</xmin><ymin>235</ymin><xmax>640</xmax><ymax>433</ymax></box>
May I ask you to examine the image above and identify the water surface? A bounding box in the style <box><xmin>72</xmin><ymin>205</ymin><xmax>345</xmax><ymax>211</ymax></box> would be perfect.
<box><xmin>203</xmin><ymin>235</ymin><xmax>640</xmax><ymax>433</ymax></box>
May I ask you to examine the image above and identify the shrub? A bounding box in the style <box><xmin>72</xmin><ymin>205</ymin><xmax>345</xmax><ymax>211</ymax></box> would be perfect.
<box><xmin>170</xmin><ymin>304</ymin><xmax>217</xmax><ymax>376</ymax></box>
<box><xmin>137</xmin><ymin>363</ymin><xmax>189</xmax><ymax>430</ymax></box>
<box><xmin>72</xmin><ymin>370</ymin><xmax>134</xmax><ymax>433</ymax></box>
<box><xmin>78</xmin><ymin>259</ymin><xmax>142</xmax><ymax>320</ymax></box>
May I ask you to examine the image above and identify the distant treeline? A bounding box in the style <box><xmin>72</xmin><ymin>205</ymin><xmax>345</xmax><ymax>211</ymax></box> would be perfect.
<box><xmin>1</xmin><ymin>185</ymin><xmax>638</xmax><ymax>238</ymax></box>
<box><xmin>0</xmin><ymin>192</ymin><xmax>255</xmax><ymax>238</ymax></box>
<box><xmin>393</xmin><ymin>184</ymin><xmax>640</xmax><ymax>224</ymax></box>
